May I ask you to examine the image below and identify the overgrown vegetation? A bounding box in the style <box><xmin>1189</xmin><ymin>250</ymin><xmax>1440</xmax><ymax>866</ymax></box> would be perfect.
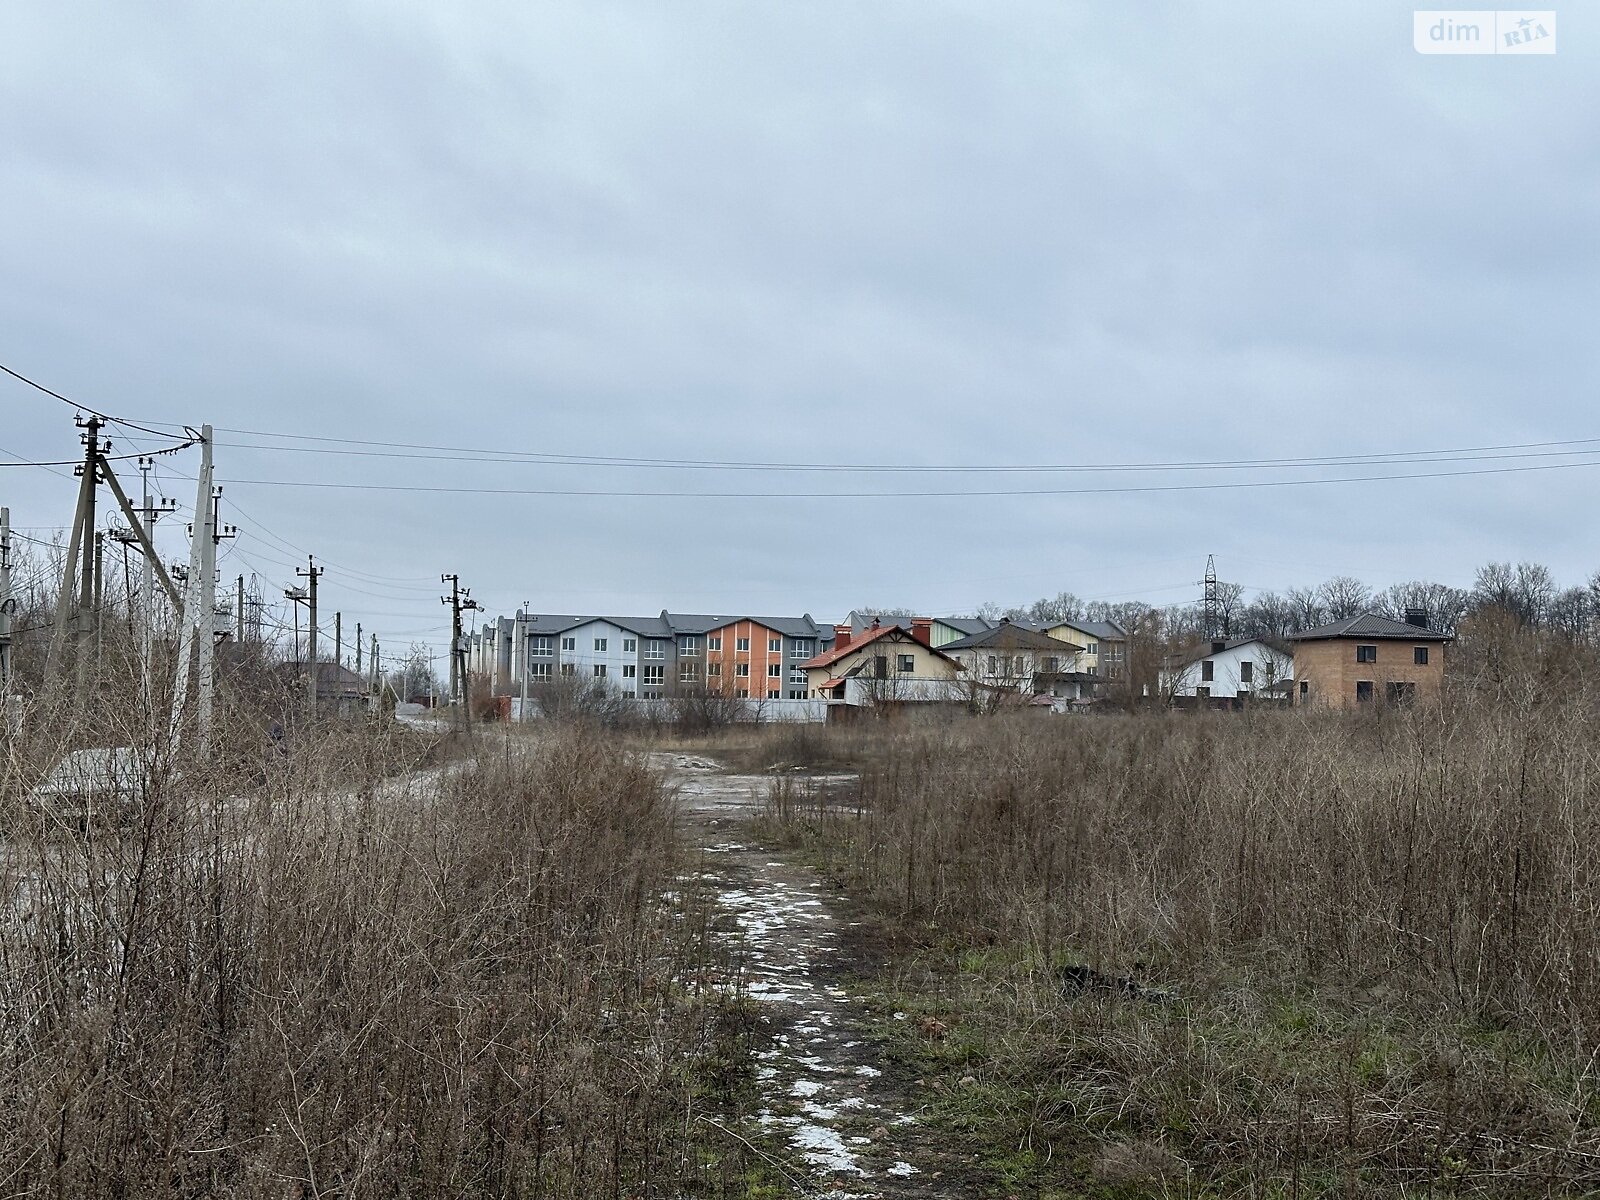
<box><xmin>758</xmin><ymin>685</ymin><xmax>1600</xmax><ymax>1195</ymax></box>
<box><xmin>0</xmin><ymin>717</ymin><xmax>773</xmax><ymax>1197</ymax></box>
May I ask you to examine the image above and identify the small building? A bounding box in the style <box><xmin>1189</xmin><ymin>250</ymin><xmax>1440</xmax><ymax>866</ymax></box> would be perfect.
<box><xmin>1165</xmin><ymin>637</ymin><xmax>1294</xmax><ymax>707</ymax></box>
<box><xmin>1288</xmin><ymin>609</ymin><xmax>1451</xmax><ymax>709</ymax></box>
<box><xmin>939</xmin><ymin>620</ymin><xmax>1086</xmax><ymax>707</ymax></box>
<box><xmin>800</xmin><ymin>621</ymin><xmax>962</xmax><ymax>718</ymax></box>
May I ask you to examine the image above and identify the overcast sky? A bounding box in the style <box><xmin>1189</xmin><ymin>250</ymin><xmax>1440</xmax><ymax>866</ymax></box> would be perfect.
<box><xmin>4</xmin><ymin>2</ymin><xmax>1596</xmax><ymax>661</ymax></box>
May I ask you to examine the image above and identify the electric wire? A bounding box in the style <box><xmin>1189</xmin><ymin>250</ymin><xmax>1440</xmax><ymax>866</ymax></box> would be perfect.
<box><xmin>209</xmin><ymin>454</ymin><xmax>1600</xmax><ymax>499</ymax></box>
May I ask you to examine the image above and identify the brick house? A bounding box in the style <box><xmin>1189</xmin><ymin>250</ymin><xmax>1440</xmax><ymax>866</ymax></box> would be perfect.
<box><xmin>1288</xmin><ymin>610</ymin><xmax>1451</xmax><ymax>709</ymax></box>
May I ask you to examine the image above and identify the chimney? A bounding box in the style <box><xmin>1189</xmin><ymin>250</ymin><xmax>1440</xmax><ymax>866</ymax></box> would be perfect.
<box><xmin>910</xmin><ymin>617</ymin><xmax>933</xmax><ymax>646</ymax></box>
<box><xmin>1404</xmin><ymin>608</ymin><xmax>1430</xmax><ymax>629</ymax></box>
<box><xmin>1212</xmin><ymin>640</ymin><xmax>1226</xmax><ymax>655</ymax></box>
<box><xmin>833</xmin><ymin>623</ymin><xmax>852</xmax><ymax>651</ymax></box>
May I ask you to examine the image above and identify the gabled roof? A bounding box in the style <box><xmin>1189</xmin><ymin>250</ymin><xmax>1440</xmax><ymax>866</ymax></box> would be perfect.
<box><xmin>1172</xmin><ymin>636</ymin><xmax>1292</xmax><ymax>667</ymax></box>
<box><xmin>800</xmin><ymin>624</ymin><xmax>959</xmax><ymax>672</ymax></box>
<box><xmin>1290</xmin><ymin>611</ymin><xmax>1452</xmax><ymax>642</ymax></box>
<box><xmin>941</xmin><ymin>622</ymin><xmax>1083</xmax><ymax>653</ymax></box>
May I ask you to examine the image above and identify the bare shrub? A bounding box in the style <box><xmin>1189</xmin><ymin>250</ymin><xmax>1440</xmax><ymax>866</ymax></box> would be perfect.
<box><xmin>0</xmin><ymin>721</ymin><xmax>733</xmax><ymax>1196</ymax></box>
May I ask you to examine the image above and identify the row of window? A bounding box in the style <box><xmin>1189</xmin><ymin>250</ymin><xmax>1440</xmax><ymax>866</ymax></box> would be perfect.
<box><xmin>523</xmin><ymin>634</ymin><xmax>819</xmax><ymax>658</ymax></box>
<box><xmin>1355</xmin><ymin>644</ymin><xmax>1429</xmax><ymax>665</ymax></box>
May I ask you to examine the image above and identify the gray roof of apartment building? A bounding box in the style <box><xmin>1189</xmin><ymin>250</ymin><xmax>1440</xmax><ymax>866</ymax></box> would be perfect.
<box><xmin>661</xmin><ymin>612</ymin><xmax>825</xmax><ymax>638</ymax></box>
<box><xmin>1290</xmin><ymin>611</ymin><xmax>1453</xmax><ymax>642</ymax></box>
<box><xmin>517</xmin><ymin>613</ymin><xmax>673</xmax><ymax>638</ymax></box>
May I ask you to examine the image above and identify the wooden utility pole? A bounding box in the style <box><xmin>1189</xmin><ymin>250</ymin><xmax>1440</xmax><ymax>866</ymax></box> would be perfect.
<box><xmin>298</xmin><ymin>556</ymin><xmax>323</xmax><ymax>718</ymax></box>
<box><xmin>335</xmin><ymin>611</ymin><xmax>342</xmax><ymax>673</ymax></box>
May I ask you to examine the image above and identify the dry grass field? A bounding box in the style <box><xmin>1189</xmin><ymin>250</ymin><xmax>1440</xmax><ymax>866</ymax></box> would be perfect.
<box><xmin>751</xmin><ymin>690</ymin><xmax>1600</xmax><ymax>1196</ymax></box>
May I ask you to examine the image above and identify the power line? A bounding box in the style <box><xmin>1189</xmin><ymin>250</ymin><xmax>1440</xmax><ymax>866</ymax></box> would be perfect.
<box><xmin>0</xmin><ymin>360</ymin><xmax>192</xmax><ymax>439</ymax></box>
<box><xmin>210</xmin><ymin>428</ymin><xmax>1600</xmax><ymax>475</ymax></box>
<box><xmin>208</xmin><ymin>455</ymin><xmax>1600</xmax><ymax>500</ymax></box>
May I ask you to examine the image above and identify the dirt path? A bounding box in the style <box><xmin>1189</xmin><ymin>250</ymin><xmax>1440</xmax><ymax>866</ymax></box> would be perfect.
<box><xmin>657</xmin><ymin>753</ymin><xmax>957</xmax><ymax>1197</ymax></box>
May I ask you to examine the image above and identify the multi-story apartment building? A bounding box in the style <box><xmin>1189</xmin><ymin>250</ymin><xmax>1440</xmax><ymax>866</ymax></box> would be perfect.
<box><xmin>477</xmin><ymin>609</ymin><xmax>833</xmax><ymax>702</ymax></box>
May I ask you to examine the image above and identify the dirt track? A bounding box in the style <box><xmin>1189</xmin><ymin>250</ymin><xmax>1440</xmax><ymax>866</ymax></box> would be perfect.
<box><xmin>660</xmin><ymin>753</ymin><xmax>957</xmax><ymax>1198</ymax></box>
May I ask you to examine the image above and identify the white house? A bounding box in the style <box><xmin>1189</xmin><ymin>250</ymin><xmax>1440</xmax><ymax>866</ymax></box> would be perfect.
<box><xmin>1165</xmin><ymin>638</ymin><xmax>1294</xmax><ymax>705</ymax></box>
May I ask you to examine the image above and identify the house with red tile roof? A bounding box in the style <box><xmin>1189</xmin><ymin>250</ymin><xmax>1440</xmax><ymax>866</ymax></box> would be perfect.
<box><xmin>800</xmin><ymin>619</ymin><xmax>962</xmax><ymax>717</ymax></box>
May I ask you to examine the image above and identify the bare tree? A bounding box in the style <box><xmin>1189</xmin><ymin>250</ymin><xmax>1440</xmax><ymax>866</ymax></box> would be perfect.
<box><xmin>1376</xmin><ymin>580</ymin><xmax>1470</xmax><ymax>635</ymax></box>
<box><xmin>1318</xmin><ymin>575</ymin><xmax>1371</xmax><ymax>620</ymax></box>
<box><xmin>1286</xmin><ymin>587</ymin><xmax>1326</xmax><ymax>632</ymax></box>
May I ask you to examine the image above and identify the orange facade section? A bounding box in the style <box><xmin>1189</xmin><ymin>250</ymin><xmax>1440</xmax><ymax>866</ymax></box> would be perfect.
<box><xmin>703</xmin><ymin>619</ymin><xmax>785</xmax><ymax>699</ymax></box>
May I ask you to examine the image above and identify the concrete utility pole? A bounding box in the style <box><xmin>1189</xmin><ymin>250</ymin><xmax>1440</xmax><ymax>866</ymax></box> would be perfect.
<box><xmin>0</xmin><ymin>507</ymin><xmax>13</xmax><ymax>693</ymax></box>
<box><xmin>334</xmin><ymin>611</ymin><xmax>342</xmax><ymax>674</ymax></box>
<box><xmin>354</xmin><ymin>621</ymin><xmax>362</xmax><ymax>676</ymax></box>
<box><xmin>197</xmin><ymin>486</ymin><xmax>235</xmax><ymax>745</ymax></box>
<box><xmin>521</xmin><ymin>600</ymin><xmax>533</xmax><ymax>723</ymax></box>
<box><xmin>369</xmin><ymin>633</ymin><xmax>379</xmax><ymax>708</ymax></box>
<box><xmin>171</xmin><ymin>425</ymin><xmax>215</xmax><ymax>753</ymax></box>
<box><xmin>293</xmin><ymin>556</ymin><xmax>323</xmax><ymax>718</ymax></box>
<box><xmin>440</xmin><ymin>574</ymin><xmax>480</xmax><ymax>734</ymax></box>
<box><xmin>46</xmin><ymin>416</ymin><xmax>105</xmax><ymax>706</ymax></box>
<box><xmin>92</xmin><ymin>530</ymin><xmax>105</xmax><ymax>676</ymax></box>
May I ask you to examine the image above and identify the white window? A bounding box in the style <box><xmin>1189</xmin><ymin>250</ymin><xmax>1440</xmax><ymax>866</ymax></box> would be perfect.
<box><xmin>643</xmin><ymin>665</ymin><xmax>664</xmax><ymax>685</ymax></box>
<box><xmin>790</xmin><ymin>639</ymin><xmax>814</xmax><ymax>660</ymax></box>
<box><xmin>736</xmin><ymin>637</ymin><xmax>750</xmax><ymax>652</ymax></box>
<box><xmin>644</xmin><ymin>640</ymin><xmax>667</xmax><ymax>660</ymax></box>
<box><xmin>622</xmin><ymin>638</ymin><xmax>636</xmax><ymax>653</ymax></box>
<box><xmin>561</xmin><ymin>663</ymin><xmax>576</xmax><ymax>676</ymax></box>
<box><xmin>987</xmin><ymin>655</ymin><xmax>997</xmax><ymax>674</ymax></box>
<box><xmin>530</xmin><ymin>636</ymin><xmax>552</xmax><ymax>656</ymax></box>
<box><xmin>594</xmin><ymin>637</ymin><xmax>607</xmax><ymax>652</ymax></box>
<box><xmin>768</xmin><ymin>663</ymin><xmax>782</xmax><ymax>678</ymax></box>
<box><xmin>623</xmin><ymin>664</ymin><xmax>637</xmax><ymax>679</ymax></box>
<box><xmin>707</xmin><ymin>635</ymin><xmax>722</xmax><ymax>651</ymax></box>
<box><xmin>707</xmin><ymin>662</ymin><xmax>721</xmax><ymax>677</ymax></box>
<box><xmin>898</xmin><ymin>654</ymin><xmax>916</xmax><ymax>674</ymax></box>
<box><xmin>735</xmin><ymin>662</ymin><xmax>750</xmax><ymax>677</ymax></box>
<box><xmin>1086</xmin><ymin>642</ymin><xmax>1099</xmax><ymax>655</ymax></box>
<box><xmin>561</xmin><ymin>636</ymin><xmax>576</xmax><ymax>652</ymax></box>
<box><xmin>736</xmin><ymin>688</ymin><xmax>748</xmax><ymax>698</ymax></box>
<box><xmin>679</xmin><ymin>636</ymin><xmax>699</xmax><ymax>657</ymax></box>
<box><xmin>593</xmin><ymin>665</ymin><xmax>607</xmax><ymax>678</ymax></box>
<box><xmin>531</xmin><ymin>663</ymin><xmax>551</xmax><ymax>679</ymax></box>
<box><xmin>1014</xmin><ymin>656</ymin><xmax>1025</xmax><ymax>674</ymax></box>
<box><xmin>767</xmin><ymin>689</ymin><xmax>780</xmax><ymax>700</ymax></box>
<box><xmin>789</xmin><ymin>667</ymin><xmax>807</xmax><ymax>684</ymax></box>
<box><xmin>768</xmin><ymin>637</ymin><xmax>781</xmax><ymax>653</ymax></box>
<box><xmin>680</xmin><ymin>664</ymin><xmax>698</xmax><ymax>683</ymax></box>
<box><xmin>788</xmin><ymin>690</ymin><xmax>806</xmax><ymax>700</ymax></box>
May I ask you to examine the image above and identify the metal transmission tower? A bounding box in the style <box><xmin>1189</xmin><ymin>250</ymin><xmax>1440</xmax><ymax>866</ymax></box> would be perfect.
<box><xmin>441</xmin><ymin>573</ymin><xmax>480</xmax><ymax>734</ymax></box>
<box><xmin>1202</xmin><ymin>554</ymin><xmax>1223</xmax><ymax>643</ymax></box>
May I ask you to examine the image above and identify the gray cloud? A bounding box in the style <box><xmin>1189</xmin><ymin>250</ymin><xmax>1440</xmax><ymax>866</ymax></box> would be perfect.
<box><xmin>3</xmin><ymin>1</ymin><xmax>1596</xmax><ymax>660</ymax></box>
